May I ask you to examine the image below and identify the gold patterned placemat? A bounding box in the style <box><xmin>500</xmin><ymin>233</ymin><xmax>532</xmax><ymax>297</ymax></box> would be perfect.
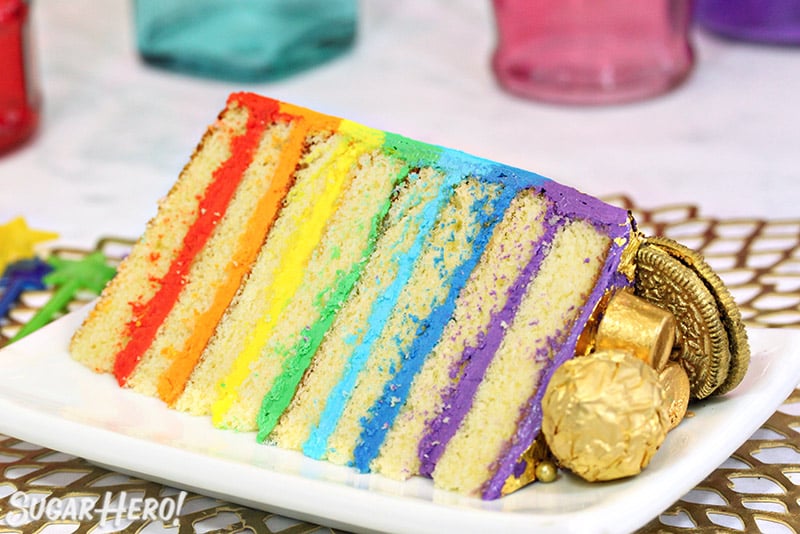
<box><xmin>605</xmin><ymin>195</ymin><xmax>800</xmax><ymax>330</ymax></box>
<box><xmin>1</xmin><ymin>196</ymin><xmax>799</xmax><ymax>533</ymax></box>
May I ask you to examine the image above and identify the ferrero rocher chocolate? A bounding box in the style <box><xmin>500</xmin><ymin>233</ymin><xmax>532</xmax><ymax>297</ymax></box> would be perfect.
<box><xmin>541</xmin><ymin>350</ymin><xmax>670</xmax><ymax>482</ymax></box>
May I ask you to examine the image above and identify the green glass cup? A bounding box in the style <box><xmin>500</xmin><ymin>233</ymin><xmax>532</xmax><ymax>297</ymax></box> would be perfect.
<box><xmin>133</xmin><ymin>0</ymin><xmax>357</xmax><ymax>82</ymax></box>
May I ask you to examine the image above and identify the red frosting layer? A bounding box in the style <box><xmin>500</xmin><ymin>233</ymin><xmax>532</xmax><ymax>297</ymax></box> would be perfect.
<box><xmin>113</xmin><ymin>93</ymin><xmax>279</xmax><ymax>385</ymax></box>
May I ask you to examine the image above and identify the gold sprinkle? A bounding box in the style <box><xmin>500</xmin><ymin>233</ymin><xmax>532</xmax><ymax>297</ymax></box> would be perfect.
<box><xmin>535</xmin><ymin>461</ymin><xmax>557</xmax><ymax>483</ymax></box>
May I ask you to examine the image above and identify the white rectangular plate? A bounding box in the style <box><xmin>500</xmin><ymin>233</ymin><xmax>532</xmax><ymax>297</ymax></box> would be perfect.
<box><xmin>1</xmin><ymin>305</ymin><xmax>799</xmax><ymax>533</ymax></box>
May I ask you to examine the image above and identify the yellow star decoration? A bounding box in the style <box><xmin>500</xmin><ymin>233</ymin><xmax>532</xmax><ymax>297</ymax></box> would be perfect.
<box><xmin>0</xmin><ymin>217</ymin><xmax>59</xmax><ymax>273</ymax></box>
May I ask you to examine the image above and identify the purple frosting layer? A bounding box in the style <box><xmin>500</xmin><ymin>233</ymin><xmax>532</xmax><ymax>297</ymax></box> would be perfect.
<box><xmin>492</xmin><ymin>164</ymin><xmax>629</xmax><ymax>234</ymax></box>
<box><xmin>480</xmin><ymin>215</ymin><xmax>632</xmax><ymax>499</ymax></box>
<box><xmin>417</xmin><ymin>202</ymin><xmax>562</xmax><ymax>476</ymax></box>
<box><xmin>493</xmin><ymin>165</ymin><xmax>631</xmax><ymax>284</ymax></box>
<box><xmin>408</xmin><ymin>163</ymin><xmax>633</xmax><ymax>497</ymax></box>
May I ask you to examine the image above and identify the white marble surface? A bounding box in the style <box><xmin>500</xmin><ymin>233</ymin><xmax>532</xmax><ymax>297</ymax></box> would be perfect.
<box><xmin>1</xmin><ymin>0</ymin><xmax>799</xmax><ymax>250</ymax></box>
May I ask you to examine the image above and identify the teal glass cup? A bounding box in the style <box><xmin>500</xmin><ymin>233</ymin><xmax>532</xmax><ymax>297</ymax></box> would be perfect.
<box><xmin>133</xmin><ymin>0</ymin><xmax>357</xmax><ymax>82</ymax></box>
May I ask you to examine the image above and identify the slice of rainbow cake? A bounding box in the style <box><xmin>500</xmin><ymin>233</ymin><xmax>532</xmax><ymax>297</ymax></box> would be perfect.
<box><xmin>70</xmin><ymin>92</ymin><xmax>634</xmax><ymax>499</ymax></box>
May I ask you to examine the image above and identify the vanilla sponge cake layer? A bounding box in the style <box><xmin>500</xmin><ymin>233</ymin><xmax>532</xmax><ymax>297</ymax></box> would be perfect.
<box><xmin>270</xmin><ymin>166</ymin><xmax>449</xmax><ymax>451</ymax></box>
<box><xmin>301</xmin><ymin>168</ymin><xmax>468</xmax><ymax>461</ymax></box>
<box><xmin>124</xmin><ymin>119</ymin><xmax>294</xmax><ymax>398</ymax></box>
<box><xmin>369</xmin><ymin>189</ymin><xmax>549</xmax><ymax>480</ymax></box>
<box><xmin>70</xmin><ymin>99</ymin><xmax>252</xmax><ymax>374</ymax></box>
<box><xmin>175</xmin><ymin>128</ymin><xmax>345</xmax><ymax>418</ymax></box>
<box><xmin>417</xmin><ymin>197</ymin><xmax>570</xmax><ymax>478</ymax></box>
<box><xmin>198</xmin><ymin>128</ymin><xmax>360</xmax><ymax>427</ymax></box>
<box><xmin>249</xmin><ymin>150</ymin><xmax>404</xmax><ymax>439</ymax></box>
<box><xmin>313</xmin><ymin>178</ymin><xmax>506</xmax><ymax>466</ymax></box>
<box><xmin>213</xmin><ymin>145</ymin><xmax>402</xmax><ymax>430</ymax></box>
<box><xmin>70</xmin><ymin>92</ymin><xmax>634</xmax><ymax>500</ymax></box>
<box><xmin>432</xmin><ymin>219</ymin><xmax>611</xmax><ymax>497</ymax></box>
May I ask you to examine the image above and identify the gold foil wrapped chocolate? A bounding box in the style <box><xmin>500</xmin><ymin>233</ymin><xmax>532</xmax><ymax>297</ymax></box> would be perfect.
<box><xmin>659</xmin><ymin>361</ymin><xmax>691</xmax><ymax>430</ymax></box>
<box><xmin>541</xmin><ymin>350</ymin><xmax>670</xmax><ymax>482</ymax></box>
<box><xmin>518</xmin><ymin>235</ymin><xmax>749</xmax><ymax>491</ymax></box>
<box><xmin>658</xmin><ymin>362</ymin><xmax>691</xmax><ymax>430</ymax></box>
<box><xmin>595</xmin><ymin>289</ymin><xmax>675</xmax><ymax>371</ymax></box>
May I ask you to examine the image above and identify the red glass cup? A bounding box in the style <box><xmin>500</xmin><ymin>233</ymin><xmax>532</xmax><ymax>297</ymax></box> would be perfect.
<box><xmin>0</xmin><ymin>0</ymin><xmax>40</xmax><ymax>155</ymax></box>
<box><xmin>491</xmin><ymin>0</ymin><xmax>695</xmax><ymax>105</ymax></box>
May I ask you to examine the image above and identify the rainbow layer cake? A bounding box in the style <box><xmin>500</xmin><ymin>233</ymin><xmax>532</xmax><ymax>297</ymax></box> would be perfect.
<box><xmin>70</xmin><ymin>92</ymin><xmax>636</xmax><ymax>500</ymax></box>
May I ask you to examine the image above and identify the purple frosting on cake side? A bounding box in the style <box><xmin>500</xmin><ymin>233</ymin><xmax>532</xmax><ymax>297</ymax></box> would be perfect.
<box><xmin>489</xmin><ymin>164</ymin><xmax>629</xmax><ymax>232</ymax></box>
<box><xmin>480</xmin><ymin>222</ymin><xmax>632</xmax><ymax>499</ymax></box>
<box><xmin>539</xmin><ymin>178</ymin><xmax>629</xmax><ymax>229</ymax></box>
<box><xmin>417</xmin><ymin>201</ymin><xmax>562</xmax><ymax>477</ymax></box>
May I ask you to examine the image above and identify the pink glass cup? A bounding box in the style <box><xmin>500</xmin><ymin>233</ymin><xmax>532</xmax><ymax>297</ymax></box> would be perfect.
<box><xmin>491</xmin><ymin>0</ymin><xmax>695</xmax><ymax>105</ymax></box>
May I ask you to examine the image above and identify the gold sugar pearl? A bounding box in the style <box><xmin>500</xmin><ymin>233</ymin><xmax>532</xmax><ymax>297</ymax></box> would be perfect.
<box><xmin>535</xmin><ymin>461</ymin><xmax>557</xmax><ymax>483</ymax></box>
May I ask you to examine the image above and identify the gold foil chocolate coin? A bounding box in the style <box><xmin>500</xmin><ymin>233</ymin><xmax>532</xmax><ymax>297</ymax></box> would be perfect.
<box><xmin>636</xmin><ymin>237</ymin><xmax>749</xmax><ymax>398</ymax></box>
<box><xmin>644</xmin><ymin>236</ymin><xmax>750</xmax><ymax>396</ymax></box>
<box><xmin>659</xmin><ymin>361</ymin><xmax>691</xmax><ymax>430</ymax></box>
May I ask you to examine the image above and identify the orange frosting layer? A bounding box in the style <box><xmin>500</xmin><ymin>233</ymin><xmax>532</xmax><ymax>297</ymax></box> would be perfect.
<box><xmin>113</xmin><ymin>93</ymin><xmax>279</xmax><ymax>385</ymax></box>
<box><xmin>157</xmin><ymin>103</ymin><xmax>340</xmax><ymax>404</ymax></box>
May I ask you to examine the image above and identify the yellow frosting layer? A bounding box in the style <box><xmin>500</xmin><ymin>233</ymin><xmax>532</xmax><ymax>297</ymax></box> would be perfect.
<box><xmin>211</xmin><ymin>118</ymin><xmax>384</xmax><ymax>428</ymax></box>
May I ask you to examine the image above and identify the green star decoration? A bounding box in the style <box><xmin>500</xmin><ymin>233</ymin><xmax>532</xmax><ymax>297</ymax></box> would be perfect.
<box><xmin>10</xmin><ymin>252</ymin><xmax>116</xmax><ymax>343</ymax></box>
<box><xmin>0</xmin><ymin>217</ymin><xmax>59</xmax><ymax>273</ymax></box>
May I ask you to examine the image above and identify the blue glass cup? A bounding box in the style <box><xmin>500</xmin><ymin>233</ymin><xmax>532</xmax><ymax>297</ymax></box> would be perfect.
<box><xmin>133</xmin><ymin>0</ymin><xmax>357</xmax><ymax>82</ymax></box>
